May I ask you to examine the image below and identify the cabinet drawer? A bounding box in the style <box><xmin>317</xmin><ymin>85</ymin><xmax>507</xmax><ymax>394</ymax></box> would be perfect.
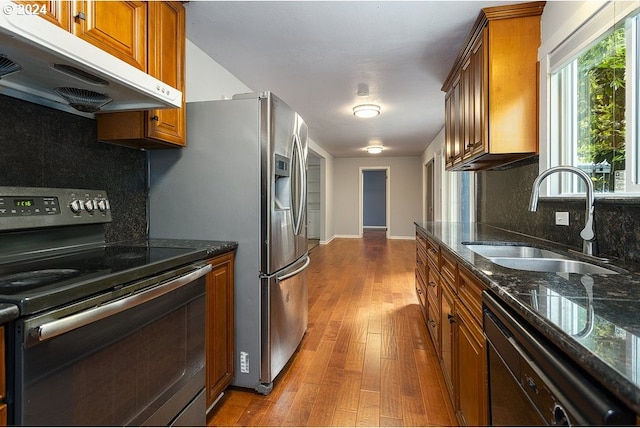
<box><xmin>426</xmin><ymin>261</ymin><xmax>439</xmax><ymax>303</ymax></box>
<box><xmin>426</xmin><ymin>291</ymin><xmax>440</xmax><ymax>355</ymax></box>
<box><xmin>458</xmin><ymin>265</ymin><xmax>485</xmax><ymax>325</ymax></box>
<box><xmin>426</xmin><ymin>237</ymin><xmax>440</xmax><ymax>266</ymax></box>
<box><xmin>416</xmin><ymin>247</ymin><xmax>428</xmax><ymax>277</ymax></box>
<box><xmin>415</xmin><ymin>271</ymin><xmax>428</xmax><ymax>310</ymax></box>
<box><xmin>416</xmin><ymin>230</ymin><xmax>427</xmax><ymax>253</ymax></box>
<box><xmin>440</xmin><ymin>248</ymin><xmax>457</xmax><ymax>289</ymax></box>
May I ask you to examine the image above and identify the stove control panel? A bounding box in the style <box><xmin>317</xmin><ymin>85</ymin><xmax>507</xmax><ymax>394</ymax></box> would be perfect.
<box><xmin>0</xmin><ymin>187</ymin><xmax>112</xmax><ymax>231</ymax></box>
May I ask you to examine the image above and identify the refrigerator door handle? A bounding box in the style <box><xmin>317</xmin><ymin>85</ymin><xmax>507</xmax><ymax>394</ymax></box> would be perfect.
<box><xmin>291</xmin><ymin>133</ymin><xmax>306</xmax><ymax>236</ymax></box>
<box><xmin>276</xmin><ymin>255</ymin><xmax>310</xmax><ymax>282</ymax></box>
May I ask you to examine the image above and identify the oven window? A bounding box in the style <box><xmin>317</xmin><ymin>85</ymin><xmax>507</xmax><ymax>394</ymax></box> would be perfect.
<box><xmin>15</xmin><ymin>280</ymin><xmax>205</xmax><ymax>426</ymax></box>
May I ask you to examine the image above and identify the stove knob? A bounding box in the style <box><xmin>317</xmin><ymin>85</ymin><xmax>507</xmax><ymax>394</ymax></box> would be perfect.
<box><xmin>84</xmin><ymin>199</ymin><xmax>96</xmax><ymax>213</ymax></box>
<box><xmin>70</xmin><ymin>199</ymin><xmax>84</xmax><ymax>214</ymax></box>
<box><xmin>97</xmin><ymin>199</ymin><xmax>110</xmax><ymax>213</ymax></box>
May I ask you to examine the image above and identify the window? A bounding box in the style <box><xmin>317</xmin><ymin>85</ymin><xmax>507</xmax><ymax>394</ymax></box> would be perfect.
<box><xmin>443</xmin><ymin>166</ymin><xmax>474</xmax><ymax>223</ymax></box>
<box><xmin>548</xmin><ymin>3</ymin><xmax>640</xmax><ymax>195</ymax></box>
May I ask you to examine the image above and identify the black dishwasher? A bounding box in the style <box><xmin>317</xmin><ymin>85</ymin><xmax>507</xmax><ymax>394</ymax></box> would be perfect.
<box><xmin>483</xmin><ymin>291</ymin><xmax>635</xmax><ymax>426</ymax></box>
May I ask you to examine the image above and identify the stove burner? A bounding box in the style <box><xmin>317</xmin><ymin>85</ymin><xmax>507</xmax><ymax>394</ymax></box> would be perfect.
<box><xmin>0</xmin><ymin>269</ymin><xmax>81</xmax><ymax>290</ymax></box>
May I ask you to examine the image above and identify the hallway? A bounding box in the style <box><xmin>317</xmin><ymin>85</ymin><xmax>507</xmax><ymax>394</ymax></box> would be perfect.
<box><xmin>207</xmin><ymin>230</ymin><xmax>456</xmax><ymax>426</ymax></box>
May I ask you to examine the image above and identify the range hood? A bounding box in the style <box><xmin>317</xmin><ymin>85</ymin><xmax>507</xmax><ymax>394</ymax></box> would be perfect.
<box><xmin>0</xmin><ymin>7</ymin><xmax>182</xmax><ymax>117</ymax></box>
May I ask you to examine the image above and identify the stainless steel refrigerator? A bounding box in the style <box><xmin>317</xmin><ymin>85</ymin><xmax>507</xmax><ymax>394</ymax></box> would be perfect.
<box><xmin>148</xmin><ymin>92</ymin><xmax>309</xmax><ymax>395</ymax></box>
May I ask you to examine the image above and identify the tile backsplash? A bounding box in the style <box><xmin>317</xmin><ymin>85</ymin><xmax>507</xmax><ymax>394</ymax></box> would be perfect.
<box><xmin>477</xmin><ymin>159</ymin><xmax>640</xmax><ymax>262</ymax></box>
<box><xmin>0</xmin><ymin>95</ymin><xmax>148</xmax><ymax>242</ymax></box>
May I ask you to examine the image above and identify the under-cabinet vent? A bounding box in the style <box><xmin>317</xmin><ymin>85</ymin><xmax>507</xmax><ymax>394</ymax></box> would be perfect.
<box><xmin>0</xmin><ymin>54</ymin><xmax>21</xmax><ymax>78</ymax></box>
<box><xmin>53</xmin><ymin>87</ymin><xmax>112</xmax><ymax>113</ymax></box>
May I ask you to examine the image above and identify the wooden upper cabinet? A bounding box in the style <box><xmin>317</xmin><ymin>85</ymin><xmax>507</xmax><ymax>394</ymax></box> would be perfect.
<box><xmin>442</xmin><ymin>1</ymin><xmax>545</xmax><ymax>171</ymax></box>
<box><xmin>14</xmin><ymin>1</ymin><xmax>71</xmax><ymax>30</ymax></box>
<box><xmin>146</xmin><ymin>1</ymin><xmax>186</xmax><ymax>145</ymax></box>
<box><xmin>72</xmin><ymin>1</ymin><xmax>147</xmax><ymax>71</ymax></box>
<box><xmin>24</xmin><ymin>1</ymin><xmax>147</xmax><ymax>71</ymax></box>
<box><xmin>96</xmin><ymin>1</ymin><xmax>186</xmax><ymax>148</ymax></box>
<box><xmin>444</xmin><ymin>77</ymin><xmax>462</xmax><ymax>169</ymax></box>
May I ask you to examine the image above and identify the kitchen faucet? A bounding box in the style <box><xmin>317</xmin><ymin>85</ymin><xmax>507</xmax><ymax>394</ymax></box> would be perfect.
<box><xmin>529</xmin><ymin>166</ymin><xmax>597</xmax><ymax>256</ymax></box>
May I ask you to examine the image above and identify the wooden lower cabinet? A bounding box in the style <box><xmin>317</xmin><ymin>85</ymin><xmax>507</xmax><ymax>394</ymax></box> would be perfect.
<box><xmin>205</xmin><ymin>252</ymin><xmax>235</xmax><ymax>410</ymax></box>
<box><xmin>440</xmin><ymin>280</ymin><xmax>456</xmax><ymax>404</ymax></box>
<box><xmin>456</xmin><ymin>301</ymin><xmax>488</xmax><ymax>426</ymax></box>
<box><xmin>415</xmin><ymin>227</ymin><xmax>488</xmax><ymax>426</ymax></box>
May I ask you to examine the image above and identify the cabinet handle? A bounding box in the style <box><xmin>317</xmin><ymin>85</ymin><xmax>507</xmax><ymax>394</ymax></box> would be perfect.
<box><xmin>429</xmin><ymin>320</ymin><xmax>436</xmax><ymax>328</ymax></box>
<box><xmin>75</xmin><ymin>11</ymin><xmax>86</xmax><ymax>20</ymax></box>
<box><xmin>448</xmin><ymin>313</ymin><xmax>455</xmax><ymax>324</ymax></box>
<box><xmin>428</xmin><ymin>281</ymin><xmax>437</xmax><ymax>288</ymax></box>
<box><xmin>150</xmin><ymin>115</ymin><xmax>160</xmax><ymax>122</ymax></box>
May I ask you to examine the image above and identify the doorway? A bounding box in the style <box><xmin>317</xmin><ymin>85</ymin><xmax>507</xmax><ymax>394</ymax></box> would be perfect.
<box><xmin>425</xmin><ymin>159</ymin><xmax>434</xmax><ymax>222</ymax></box>
<box><xmin>359</xmin><ymin>167</ymin><xmax>390</xmax><ymax>238</ymax></box>
<box><xmin>307</xmin><ymin>154</ymin><xmax>321</xmax><ymax>250</ymax></box>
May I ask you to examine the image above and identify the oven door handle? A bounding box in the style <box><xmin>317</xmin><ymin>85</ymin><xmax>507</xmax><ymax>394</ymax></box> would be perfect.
<box><xmin>32</xmin><ymin>264</ymin><xmax>212</xmax><ymax>342</ymax></box>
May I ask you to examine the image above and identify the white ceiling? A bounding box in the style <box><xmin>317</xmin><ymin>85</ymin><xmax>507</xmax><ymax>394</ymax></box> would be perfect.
<box><xmin>185</xmin><ymin>1</ymin><xmax>515</xmax><ymax>158</ymax></box>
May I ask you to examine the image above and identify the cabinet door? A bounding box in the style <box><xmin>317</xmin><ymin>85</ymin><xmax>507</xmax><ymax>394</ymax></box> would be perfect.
<box><xmin>456</xmin><ymin>303</ymin><xmax>488</xmax><ymax>426</ymax></box>
<box><xmin>95</xmin><ymin>1</ymin><xmax>185</xmax><ymax>148</ymax></box>
<box><xmin>461</xmin><ymin>56</ymin><xmax>473</xmax><ymax>160</ymax></box>
<box><xmin>444</xmin><ymin>77</ymin><xmax>463</xmax><ymax>168</ymax></box>
<box><xmin>206</xmin><ymin>252</ymin><xmax>235</xmax><ymax>410</ymax></box>
<box><xmin>146</xmin><ymin>1</ymin><xmax>186</xmax><ymax>146</ymax></box>
<box><xmin>426</xmin><ymin>268</ymin><xmax>440</xmax><ymax>355</ymax></box>
<box><xmin>415</xmin><ymin>269</ymin><xmax>428</xmax><ymax>323</ymax></box>
<box><xmin>470</xmin><ymin>28</ymin><xmax>487</xmax><ymax>157</ymax></box>
<box><xmin>16</xmin><ymin>1</ymin><xmax>71</xmax><ymax>30</ymax></box>
<box><xmin>72</xmin><ymin>1</ymin><xmax>147</xmax><ymax>70</ymax></box>
<box><xmin>440</xmin><ymin>282</ymin><xmax>456</xmax><ymax>404</ymax></box>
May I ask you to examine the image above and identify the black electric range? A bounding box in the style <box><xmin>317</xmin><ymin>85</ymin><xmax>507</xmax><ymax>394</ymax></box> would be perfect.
<box><xmin>0</xmin><ymin>186</ymin><xmax>207</xmax><ymax>316</ymax></box>
<box><xmin>0</xmin><ymin>186</ymin><xmax>213</xmax><ymax>427</ymax></box>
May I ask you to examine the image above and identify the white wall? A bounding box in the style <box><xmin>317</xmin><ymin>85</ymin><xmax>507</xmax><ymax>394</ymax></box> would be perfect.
<box><xmin>333</xmin><ymin>157</ymin><xmax>422</xmax><ymax>239</ymax></box>
<box><xmin>185</xmin><ymin>39</ymin><xmax>252</xmax><ymax>102</ymax></box>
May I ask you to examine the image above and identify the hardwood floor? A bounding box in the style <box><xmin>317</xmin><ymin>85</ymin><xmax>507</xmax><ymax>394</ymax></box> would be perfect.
<box><xmin>207</xmin><ymin>230</ymin><xmax>457</xmax><ymax>427</ymax></box>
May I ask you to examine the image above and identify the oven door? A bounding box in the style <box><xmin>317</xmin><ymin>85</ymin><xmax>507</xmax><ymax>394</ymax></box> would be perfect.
<box><xmin>10</xmin><ymin>263</ymin><xmax>211</xmax><ymax>426</ymax></box>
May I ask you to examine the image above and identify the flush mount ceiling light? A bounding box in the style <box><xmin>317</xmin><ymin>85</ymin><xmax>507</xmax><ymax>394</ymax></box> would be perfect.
<box><xmin>353</xmin><ymin>104</ymin><xmax>381</xmax><ymax>119</ymax></box>
<box><xmin>367</xmin><ymin>145</ymin><xmax>383</xmax><ymax>154</ymax></box>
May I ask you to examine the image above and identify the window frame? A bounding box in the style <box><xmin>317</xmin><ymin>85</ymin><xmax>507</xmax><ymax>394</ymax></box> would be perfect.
<box><xmin>540</xmin><ymin>1</ymin><xmax>640</xmax><ymax>198</ymax></box>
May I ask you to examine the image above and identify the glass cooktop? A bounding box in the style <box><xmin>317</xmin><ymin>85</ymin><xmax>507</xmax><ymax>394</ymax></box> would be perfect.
<box><xmin>0</xmin><ymin>244</ymin><xmax>207</xmax><ymax>315</ymax></box>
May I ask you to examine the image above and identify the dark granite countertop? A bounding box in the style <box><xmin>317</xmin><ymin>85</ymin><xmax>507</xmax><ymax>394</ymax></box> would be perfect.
<box><xmin>415</xmin><ymin>221</ymin><xmax>640</xmax><ymax>415</ymax></box>
<box><xmin>0</xmin><ymin>303</ymin><xmax>19</xmax><ymax>325</ymax></box>
<box><xmin>146</xmin><ymin>238</ymin><xmax>238</xmax><ymax>259</ymax></box>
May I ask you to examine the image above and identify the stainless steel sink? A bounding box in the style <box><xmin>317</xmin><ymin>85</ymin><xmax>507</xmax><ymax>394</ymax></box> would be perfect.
<box><xmin>465</xmin><ymin>244</ymin><xmax>567</xmax><ymax>260</ymax></box>
<box><xmin>464</xmin><ymin>243</ymin><xmax>621</xmax><ymax>275</ymax></box>
<box><xmin>486</xmin><ymin>257</ymin><xmax>619</xmax><ymax>275</ymax></box>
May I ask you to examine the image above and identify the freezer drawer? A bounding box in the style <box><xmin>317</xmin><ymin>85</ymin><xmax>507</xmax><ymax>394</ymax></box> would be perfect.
<box><xmin>259</xmin><ymin>255</ymin><xmax>309</xmax><ymax>392</ymax></box>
